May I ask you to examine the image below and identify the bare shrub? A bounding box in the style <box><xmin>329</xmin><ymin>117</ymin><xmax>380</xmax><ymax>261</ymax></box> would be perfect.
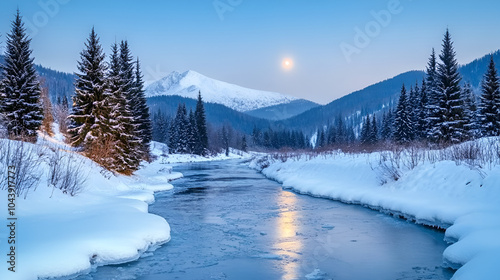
<box><xmin>0</xmin><ymin>140</ymin><xmax>43</xmax><ymax>198</ymax></box>
<box><xmin>47</xmin><ymin>149</ymin><xmax>88</xmax><ymax>196</ymax></box>
<box><xmin>376</xmin><ymin>151</ymin><xmax>402</xmax><ymax>184</ymax></box>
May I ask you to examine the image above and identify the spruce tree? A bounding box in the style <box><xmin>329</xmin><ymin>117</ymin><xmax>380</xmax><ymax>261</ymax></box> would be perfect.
<box><xmin>393</xmin><ymin>84</ymin><xmax>412</xmax><ymax>144</ymax></box>
<box><xmin>360</xmin><ymin>116</ymin><xmax>370</xmax><ymax>145</ymax></box>
<box><xmin>222</xmin><ymin>125</ymin><xmax>229</xmax><ymax>156</ymax></box>
<box><xmin>369</xmin><ymin>115</ymin><xmax>378</xmax><ymax>144</ymax></box>
<box><xmin>416</xmin><ymin>80</ymin><xmax>428</xmax><ymax>141</ymax></box>
<box><xmin>478</xmin><ymin>56</ymin><xmax>500</xmax><ymax>136</ymax></box>
<box><xmin>107</xmin><ymin>42</ymin><xmax>141</xmax><ymax>173</ymax></box>
<box><xmin>195</xmin><ymin>91</ymin><xmax>208</xmax><ymax>155</ymax></box>
<box><xmin>68</xmin><ymin>27</ymin><xmax>108</xmax><ymax>148</ymax></box>
<box><xmin>169</xmin><ymin>104</ymin><xmax>182</xmax><ymax>153</ymax></box>
<box><xmin>187</xmin><ymin>109</ymin><xmax>198</xmax><ymax>154</ymax></box>
<box><xmin>134</xmin><ymin>58</ymin><xmax>153</xmax><ymax>157</ymax></box>
<box><xmin>241</xmin><ymin>135</ymin><xmax>248</xmax><ymax>152</ymax></box>
<box><xmin>434</xmin><ymin>29</ymin><xmax>464</xmax><ymax>143</ymax></box>
<box><xmin>425</xmin><ymin>48</ymin><xmax>441</xmax><ymax>142</ymax></box>
<box><xmin>0</xmin><ymin>10</ymin><xmax>43</xmax><ymax>141</ymax></box>
<box><xmin>462</xmin><ymin>82</ymin><xmax>478</xmax><ymax>139</ymax></box>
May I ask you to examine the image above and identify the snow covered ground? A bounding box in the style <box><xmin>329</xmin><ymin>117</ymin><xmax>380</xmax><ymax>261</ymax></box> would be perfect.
<box><xmin>249</xmin><ymin>141</ymin><xmax>500</xmax><ymax>280</ymax></box>
<box><xmin>0</xmin><ymin>134</ymin><xmax>248</xmax><ymax>279</ymax></box>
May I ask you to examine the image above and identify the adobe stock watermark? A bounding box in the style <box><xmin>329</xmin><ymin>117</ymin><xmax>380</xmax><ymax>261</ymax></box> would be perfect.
<box><xmin>213</xmin><ymin>0</ymin><xmax>243</xmax><ymax>21</ymax></box>
<box><xmin>300</xmin><ymin>231</ymin><xmax>340</xmax><ymax>274</ymax></box>
<box><xmin>340</xmin><ymin>0</ymin><xmax>410</xmax><ymax>63</ymax></box>
<box><xmin>145</xmin><ymin>64</ymin><xmax>170</xmax><ymax>82</ymax></box>
<box><xmin>25</xmin><ymin>0</ymin><xmax>72</xmax><ymax>37</ymax></box>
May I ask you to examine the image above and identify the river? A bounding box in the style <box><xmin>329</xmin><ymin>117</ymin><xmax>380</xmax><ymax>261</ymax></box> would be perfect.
<box><xmin>75</xmin><ymin>160</ymin><xmax>453</xmax><ymax>280</ymax></box>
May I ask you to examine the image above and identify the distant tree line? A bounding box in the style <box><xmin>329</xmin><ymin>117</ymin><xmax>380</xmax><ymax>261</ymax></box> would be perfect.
<box><xmin>152</xmin><ymin>92</ymin><xmax>211</xmax><ymax>155</ymax></box>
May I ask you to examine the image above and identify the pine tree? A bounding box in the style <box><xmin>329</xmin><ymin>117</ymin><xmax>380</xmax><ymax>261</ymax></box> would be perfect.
<box><xmin>68</xmin><ymin>27</ymin><xmax>108</xmax><ymax>148</ymax></box>
<box><xmin>425</xmin><ymin>48</ymin><xmax>441</xmax><ymax>142</ymax></box>
<box><xmin>335</xmin><ymin>114</ymin><xmax>346</xmax><ymax>144</ymax></box>
<box><xmin>462</xmin><ymin>82</ymin><xmax>478</xmax><ymax>139</ymax></box>
<box><xmin>0</xmin><ymin>10</ymin><xmax>43</xmax><ymax>141</ymax></box>
<box><xmin>241</xmin><ymin>135</ymin><xmax>248</xmax><ymax>152</ymax></box>
<box><xmin>360</xmin><ymin>116</ymin><xmax>370</xmax><ymax>145</ymax></box>
<box><xmin>169</xmin><ymin>103</ymin><xmax>188</xmax><ymax>153</ymax></box>
<box><xmin>195</xmin><ymin>91</ymin><xmax>208</xmax><ymax>155</ymax></box>
<box><xmin>187</xmin><ymin>109</ymin><xmax>198</xmax><ymax>153</ymax></box>
<box><xmin>152</xmin><ymin>109</ymin><xmax>169</xmax><ymax>144</ymax></box>
<box><xmin>369</xmin><ymin>115</ymin><xmax>378</xmax><ymax>144</ymax></box>
<box><xmin>434</xmin><ymin>29</ymin><xmax>464</xmax><ymax>143</ymax></box>
<box><xmin>133</xmin><ymin>57</ymin><xmax>152</xmax><ymax>157</ymax></box>
<box><xmin>478</xmin><ymin>56</ymin><xmax>500</xmax><ymax>136</ymax></box>
<box><xmin>410</xmin><ymin>82</ymin><xmax>421</xmax><ymax>139</ymax></box>
<box><xmin>107</xmin><ymin>42</ymin><xmax>141</xmax><ymax>173</ymax></box>
<box><xmin>394</xmin><ymin>84</ymin><xmax>412</xmax><ymax>144</ymax></box>
<box><xmin>416</xmin><ymin>80</ymin><xmax>428</xmax><ymax>141</ymax></box>
<box><xmin>318</xmin><ymin>128</ymin><xmax>325</xmax><ymax>148</ymax></box>
<box><xmin>222</xmin><ymin>125</ymin><xmax>229</xmax><ymax>156</ymax></box>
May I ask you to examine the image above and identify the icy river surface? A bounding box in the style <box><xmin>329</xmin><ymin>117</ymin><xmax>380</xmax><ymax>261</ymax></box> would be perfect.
<box><xmin>77</xmin><ymin>160</ymin><xmax>453</xmax><ymax>280</ymax></box>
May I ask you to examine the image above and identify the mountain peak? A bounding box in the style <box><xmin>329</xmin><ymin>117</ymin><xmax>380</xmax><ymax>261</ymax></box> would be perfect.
<box><xmin>145</xmin><ymin>70</ymin><xmax>297</xmax><ymax>112</ymax></box>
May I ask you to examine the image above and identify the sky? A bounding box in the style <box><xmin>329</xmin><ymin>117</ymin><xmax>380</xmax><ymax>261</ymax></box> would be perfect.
<box><xmin>1</xmin><ymin>0</ymin><xmax>500</xmax><ymax>104</ymax></box>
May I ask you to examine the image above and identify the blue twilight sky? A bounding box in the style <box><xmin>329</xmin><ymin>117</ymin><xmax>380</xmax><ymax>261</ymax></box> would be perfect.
<box><xmin>0</xmin><ymin>0</ymin><xmax>499</xmax><ymax>104</ymax></box>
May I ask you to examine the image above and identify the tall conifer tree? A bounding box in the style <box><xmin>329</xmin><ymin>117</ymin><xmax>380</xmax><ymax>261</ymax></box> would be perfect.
<box><xmin>0</xmin><ymin>10</ymin><xmax>43</xmax><ymax>141</ymax></box>
<box><xmin>478</xmin><ymin>56</ymin><xmax>500</xmax><ymax>136</ymax></box>
<box><xmin>68</xmin><ymin>27</ymin><xmax>108</xmax><ymax>148</ymax></box>
<box><xmin>434</xmin><ymin>29</ymin><xmax>464</xmax><ymax>143</ymax></box>
<box><xmin>394</xmin><ymin>85</ymin><xmax>412</xmax><ymax>144</ymax></box>
<box><xmin>195</xmin><ymin>91</ymin><xmax>208</xmax><ymax>155</ymax></box>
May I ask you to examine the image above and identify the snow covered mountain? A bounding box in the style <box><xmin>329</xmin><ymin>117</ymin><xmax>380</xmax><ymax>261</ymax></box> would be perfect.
<box><xmin>145</xmin><ymin>70</ymin><xmax>297</xmax><ymax>112</ymax></box>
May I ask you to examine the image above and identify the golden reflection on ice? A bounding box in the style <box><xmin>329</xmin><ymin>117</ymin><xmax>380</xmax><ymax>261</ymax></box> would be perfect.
<box><xmin>275</xmin><ymin>191</ymin><xmax>302</xmax><ymax>280</ymax></box>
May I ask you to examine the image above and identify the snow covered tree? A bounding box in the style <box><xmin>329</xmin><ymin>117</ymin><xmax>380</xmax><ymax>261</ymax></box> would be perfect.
<box><xmin>106</xmin><ymin>42</ymin><xmax>141</xmax><ymax>173</ymax></box>
<box><xmin>195</xmin><ymin>91</ymin><xmax>208</xmax><ymax>155</ymax></box>
<box><xmin>478</xmin><ymin>56</ymin><xmax>500</xmax><ymax>136</ymax></box>
<box><xmin>369</xmin><ymin>115</ymin><xmax>378</xmax><ymax>144</ymax></box>
<box><xmin>393</xmin><ymin>84</ymin><xmax>412</xmax><ymax>144</ymax></box>
<box><xmin>0</xmin><ymin>10</ymin><xmax>43</xmax><ymax>142</ymax></box>
<box><xmin>360</xmin><ymin>116</ymin><xmax>371</xmax><ymax>145</ymax></box>
<box><xmin>68</xmin><ymin>27</ymin><xmax>108</xmax><ymax>148</ymax></box>
<box><xmin>133</xmin><ymin>58</ymin><xmax>152</xmax><ymax>158</ymax></box>
<box><xmin>317</xmin><ymin>128</ymin><xmax>325</xmax><ymax>148</ymax></box>
<box><xmin>434</xmin><ymin>29</ymin><xmax>464</xmax><ymax>143</ymax></box>
<box><xmin>415</xmin><ymin>80</ymin><xmax>428</xmax><ymax>141</ymax></box>
<box><xmin>460</xmin><ymin>82</ymin><xmax>477</xmax><ymax>139</ymax></box>
<box><xmin>152</xmin><ymin>109</ymin><xmax>169</xmax><ymax>144</ymax></box>
<box><xmin>187</xmin><ymin>109</ymin><xmax>198</xmax><ymax>153</ymax></box>
<box><xmin>170</xmin><ymin>103</ymin><xmax>189</xmax><ymax>154</ymax></box>
<box><xmin>424</xmin><ymin>48</ymin><xmax>441</xmax><ymax>142</ymax></box>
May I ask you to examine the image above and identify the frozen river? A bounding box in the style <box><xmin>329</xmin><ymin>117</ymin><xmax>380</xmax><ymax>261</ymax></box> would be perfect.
<box><xmin>76</xmin><ymin>160</ymin><xmax>453</xmax><ymax>280</ymax></box>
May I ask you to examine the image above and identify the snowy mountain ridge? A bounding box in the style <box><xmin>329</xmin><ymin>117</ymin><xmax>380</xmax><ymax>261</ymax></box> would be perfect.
<box><xmin>145</xmin><ymin>70</ymin><xmax>297</xmax><ymax>112</ymax></box>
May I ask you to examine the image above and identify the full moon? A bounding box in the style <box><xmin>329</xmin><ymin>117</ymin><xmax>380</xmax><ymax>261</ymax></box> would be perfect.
<box><xmin>282</xmin><ymin>58</ymin><xmax>293</xmax><ymax>70</ymax></box>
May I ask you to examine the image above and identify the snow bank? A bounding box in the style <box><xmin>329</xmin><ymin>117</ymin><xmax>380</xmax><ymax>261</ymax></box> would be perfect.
<box><xmin>0</xmin><ymin>139</ymin><xmax>182</xmax><ymax>280</ymax></box>
<box><xmin>250</xmin><ymin>148</ymin><xmax>500</xmax><ymax>280</ymax></box>
<box><xmin>150</xmin><ymin>141</ymin><xmax>252</xmax><ymax>164</ymax></box>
